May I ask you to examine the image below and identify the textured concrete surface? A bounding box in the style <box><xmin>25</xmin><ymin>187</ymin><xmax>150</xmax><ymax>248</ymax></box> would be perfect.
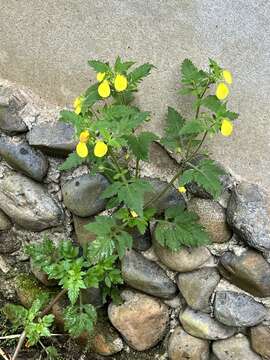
<box><xmin>0</xmin><ymin>1</ymin><xmax>269</xmax><ymax>189</ymax></box>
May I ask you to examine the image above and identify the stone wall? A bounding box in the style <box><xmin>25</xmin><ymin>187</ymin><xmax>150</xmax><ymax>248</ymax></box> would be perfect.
<box><xmin>0</xmin><ymin>80</ymin><xmax>270</xmax><ymax>359</ymax></box>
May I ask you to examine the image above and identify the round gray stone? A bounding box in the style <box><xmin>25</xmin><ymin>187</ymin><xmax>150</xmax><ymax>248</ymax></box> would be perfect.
<box><xmin>121</xmin><ymin>249</ymin><xmax>178</xmax><ymax>299</ymax></box>
<box><xmin>177</xmin><ymin>267</ymin><xmax>220</xmax><ymax>313</ymax></box>
<box><xmin>0</xmin><ymin>135</ymin><xmax>48</xmax><ymax>181</ymax></box>
<box><xmin>179</xmin><ymin>307</ymin><xmax>236</xmax><ymax>340</ymax></box>
<box><xmin>0</xmin><ymin>173</ymin><xmax>63</xmax><ymax>230</ymax></box>
<box><xmin>62</xmin><ymin>174</ymin><xmax>109</xmax><ymax>217</ymax></box>
<box><xmin>214</xmin><ymin>291</ymin><xmax>267</xmax><ymax>327</ymax></box>
<box><xmin>227</xmin><ymin>182</ymin><xmax>270</xmax><ymax>252</ymax></box>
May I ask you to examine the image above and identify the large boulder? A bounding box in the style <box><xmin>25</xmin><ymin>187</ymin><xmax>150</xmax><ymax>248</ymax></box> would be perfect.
<box><xmin>121</xmin><ymin>250</ymin><xmax>178</xmax><ymax>299</ymax></box>
<box><xmin>227</xmin><ymin>182</ymin><xmax>270</xmax><ymax>252</ymax></box>
<box><xmin>62</xmin><ymin>174</ymin><xmax>109</xmax><ymax>217</ymax></box>
<box><xmin>214</xmin><ymin>291</ymin><xmax>267</xmax><ymax>327</ymax></box>
<box><xmin>0</xmin><ymin>173</ymin><xmax>63</xmax><ymax>230</ymax></box>
<box><xmin>219</xmin><ymin>250</ymin><xmax>270</xmax><ymax>297</ymax></box>
<box><xmin>108</xmin><ymin>290</ymin><xmax>169</xmax><ymax>351</ymax></box>
<box><xmin>0</xmin><ymin>135</ymin><xmax>48</xmax><ymax>181</ymax></box>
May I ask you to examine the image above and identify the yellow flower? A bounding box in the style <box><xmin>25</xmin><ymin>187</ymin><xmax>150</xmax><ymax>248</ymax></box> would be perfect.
<box><xmin>130</xmin><ymin>210</ymin><xmax>138</xmax><ymax>218</ymax></box>
<box><xmin>114</xmin><ymin>74</ymin><xmax>128</xmax><ymax>92</ymax></box>
<box><xmin>178</xmin><ymin>186</ymin><xmax>186</xmax><ymax>193</ymax></box>
<box><xmin>96</xmin><ymin>72</ymin><xmax>106</xmax><ymax>82</ymax></box>
<box><xmin>79</xmin><ymin>130</ymin><xmax>90</xmax><ymax>143</ymax></box>
<box><xmin>73</xmin><ymin>96</ymin><xmax>83</xmax><ymax>115</ymax></box>
<box><xmin>216</xmin><ymin>83</ymin><xmax>229</xmax><ymax>100</ymax></box>
<box><xmin>76</xmin><ymin>142</ymin><xmax>88</xmax><ymax>158</ymax></box>
<box><xmin>94</xmin><ymin>141</ymin><xmax>108</xmax><ymax>157</ymax></box>
<box><xmin>221</xmin><ymin>118</ymin><xmax>233</xmax><ymax>137</ymax></box>
<box><xmin>222</xmin><ymin>70</ymin><xmax>233</xmax><ymax>85</ymax></box>
<box><xmin>98</xmin><ymin>80</ymin><xmax>111</xmax><ymax>98</ymax></box>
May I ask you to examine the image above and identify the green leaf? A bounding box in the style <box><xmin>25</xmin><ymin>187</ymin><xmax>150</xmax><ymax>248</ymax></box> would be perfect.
<box><xmin>125</xmin><ymin>131</ymin><xmax>158</xmax><ymax>161</ymax></box>
<box><xmin>161</xmin><ymin>107</ymin><xmax>186</xmax><ymax>151</ymax></box>
<box><xmin>155</xmin><ymin>206</ymin><xmax>210</xmax><ymax>251</ymax></box>
<box><xmin>181</xmin><ymin>59</ymin><xmax>199</xmax><ymax>84</ymax></box>
<box><xmin>59</xmin><ymin>110</ymin><xmax>81</xmax><ymax>126</ymax></box>
<box><xmin>114</xmin><ymin>231</ymin><xmax>133</xmax><ymax>258</ymax></box>
<box><xmin>202</xmin><ymin>95</ymin><xmax>222</xmax><ymax>113</ymax></box>
<box><xmin>179</xmin><ymin>120</ymin><xmax>206</xmax><ymax>135</ymax></box>
<box><xmin>45</xmin><ymin>346</ymin><xmax>61</xmax><ymax>360</ymax></box>
<box><xmin>129</xmin><ymin>63</ymin><xmax>155</xmax><ymax>86</ymax></box>
<box><xmin>180</xmin><ymin>159</ymin><xmax>225</xmax><ymax>198</ymax></box>
<box><xmin>3</xmin><ymin>304</ymin><xmax>28</xmax><ymax>330</ymax></box>
<box><xmin>64</xmin><ymin>304</ymin><xmax>97</xmax><ymax>338</ymax></box>
<box><xmin>25</xmin><ymin>313</ymin><xmax>55</xmax><ymax>346</ymax></box>
<box><xmin>83</xmin><ymin>83</ymin><xmax>101</xmax><ymax>109</ymax></box>
<box><xmin>88</xmin><ymin>60</ymin><xmax>110</xmax><ymax>73</ymax></box>
<box><xmin>58</xmin><ymin>152</ymin><xmax>85</xmax><ymax>171</ymax></box>
<box><xmin>114</xmin><ymin>57</ymin><xmax>135</xmax><ymax>73</ymax></box>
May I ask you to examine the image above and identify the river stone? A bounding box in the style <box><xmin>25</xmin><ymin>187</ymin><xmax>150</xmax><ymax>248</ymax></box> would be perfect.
<box><xmin>227</xmin><ymin>182</ymin><xmax>270</xmax><ymax>252</ymax></box>
<box><xmin>212</xmin><ymin>334</ymin><xmax>261</xmax><ymax>360</ymax></box>
<box><xmin>188</xmin><ymin>198</ymin><xmax>231</xmax><ymax>243</ymax></box>
<box><xmin>0</xmin><ymin>136</ymin><xmax>48</xmax><ymax>181</ymax></box>
<box><xmin>108</xmin><ymin>290</ymin><xmax>169</xmax><ymax>351</ymax></box>
<box><xmin>177</xmin><ymin>267</ymin><xmax>220</xmax><ymax>313</ymax></box>
<box><xmin>144</xmin><ymin>177</ymin><xmax>186</xmax><ymax>214</ymax></box>
<box><xmin>121</xmin><ymin>249</ymin><xmax>177</xmax><ymax>299</ymax></box>
<box><xmin>62</xmin><ymin>174</ymin><xmax>109</xmax><ymax>217</ymax></box>
<box><xmin>0</xmin><ymin>89</ymin><xmax>28</xmax><ymax>134</ymax></box>
<box><xmin>0</xmin><ymin>230</ymin><xmax>21</xmax><ymax>254</ymax></box>
<box><xmin>250</xmin><ymin>324</ymin><xmax>270</xmax><ymax>359</ymax></box>
<box><xmin>153</xmin><ymin>233</ymin><xmax>211</xmax><ymax>272</ymax></box>
<box><xmin>0</xmin><ymin>209</ymin><xmax>12</xmax><ymax>231</ymax></box>
<box><xmin>74</xmin><ymin>215</ymin><xmax>96</xmax><ymax>247</ymax></box>
<box><xmin>27</xmin><ymin>121</ymin><xmax>76</xmax><ymax>157</ymax></box>
<box><xmin>179</xmin><ymin>308</ymin><xmax>236</xmax><ymax>340</ymax></box>
<box><xmin>214</xmin><ymin>291</ymin><xmax>267</xmax><ymax>327</ymax></box>
<box><xmin>219</xmin><ymin>250</ymin><xmax>270</xmax><ymax>297</ymax></box>
<box><xmin>0</xmin><ymin>173</ymin><xmax>63</xmax><ymax>230</ymax></box>
<box><xmin>168</xmin><ymin>326</ymin><xmax>210</xmax><ymax>360</ymax></box>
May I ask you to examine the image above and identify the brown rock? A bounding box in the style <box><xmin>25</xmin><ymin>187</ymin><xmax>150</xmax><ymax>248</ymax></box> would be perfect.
<box><xmin>250</xmin><ymin>324</ymin><xmax>270</xmax><ymax>359</ymax></box>
<box><xmin>31</xmin><ymin>261</ymin><xmax>57</xmax><ymax>287</ymax></box>
<box><xmin>188</xmin><ymin>198</ymin><xmax>231</xmax><ymax>243</ymax></box>
<box><xmin>219</xmin><ymin>250</ymin><xmax>270</xmax><ymax>297</ymax></box>
<box><xmin>168</xmin><ymin>326</ymin><xmax>210</xmax><ymax>360</ymax></box>
<box><xmin>153</xmin><ymin>235</ymin><xmax>211</xmax><ymax>272</ymax></box>
<box><xmin>108</xmin><ymin>290</ymin><xmax>169</xmax><ymax>351</ymax></box>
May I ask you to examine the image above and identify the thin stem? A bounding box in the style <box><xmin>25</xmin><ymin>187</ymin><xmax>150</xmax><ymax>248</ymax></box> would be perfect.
<box><xmin>108</xmin><ymin>148</ymin><xmax>129</xmax><ymax>186</ymax></box>
<box><xmin>12</xmin><ymin>288</ymin><xmax>67</xmax><ymax>360</ymax></box>
<box><xmin>135</xmin><ymin>159</ymin><xmax>140</xmax><ymax>178</ymax></box>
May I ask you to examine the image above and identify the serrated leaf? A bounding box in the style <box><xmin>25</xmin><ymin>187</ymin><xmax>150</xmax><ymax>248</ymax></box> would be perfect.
<box><xmin>202</xmin><ymin>95</ymin><xmax>222</xmax><ymax>112</ymax></box>
<box><xmin>161</xmin><ymin>107</ymin><xmax>186</xmax><ymax>151</ymax></box>
<box><xmin>129</xmin><ymin>63</ymin><xmax>154</xmax><ymax>86</ymax></box>
<box><xmin>125</xmin><ymin>131</ymin><xmax>158</xmax><ymax>161</ymax></box>
<box><xmin>179</xmin><ymin>120</ymin><xmax>206</xmax><ymax>135</ymax></box>
<box><xmin>63</xmin><ymin>304</ymin><xmax>97</xmax><ymax>338</ymax></box>
<box><xmin>88</xmin><ymin>60</ymin><xmax>110</xmax><ymax>73</ymax></box>
<box><xmin>59</xmin><ymin>152</ymin><xmax>85</xmax><ymax>171</ymax></box>
<box><xmin>155</xmin><ymin>206</ymin><xmax>210</xmax><ymax>251</ymax></box>
<box><xmin>114</xmin><ymin>56</ymin><xmax>135</xmax><ymax>73</ymax></box>
<box><xmin>181</xmin><ymin>59</ymin><xmax>199</xmax><ymax>83</ymax></box>
<box><xmin>114</xmin><ymin>231</ymin><xmax>133</xmax><ymax>258</ymax></box>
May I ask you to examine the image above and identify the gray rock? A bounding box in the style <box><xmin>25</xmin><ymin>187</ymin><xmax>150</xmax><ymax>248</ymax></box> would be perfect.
<box><xmin>153</xmin><ymin>233</ymin><xmax>211</xmax><ymax>272</ymax></box>
<box><xmin>144</xmin><ymin>177</ymin><xmax>186</xmax><ymax>214</ymax></box>
<box><xmin>81</xmin><ymin>287</ymin><xmax>103</xmax><ymax>308</ymax></box>
<box><xmin>212</xmin><ymin>334</ymin><xmax>261</xmax><ymax>360</ymax></box>
<box><xmin>27</xmin><ymin>122</ymin><xmax>76</xmax><ymax>157</ymax></box>
<box><xmin>0</xmin><ymin>173</ymin><xmax>63</xmax><ymax>230</ymax></box>
<box><xmin>219</xmin><ymin>250</ymin><xmax>270</xmax><ymax>297</ymax></box>
<box><xmin>0</xmin><ymin>210</ymin><xmax>12</xmax><ymax>231</ymax></box>
<box><xmin>73</xmin><ymin>215</ymin><xmax>96</xmax><ymax>247</ymax></box>
<box><xmin>227</xmin><ymin>182</ymin><xmax>270</xmax><ymax>252</ymax></box>
<box><xmin>0</xmin><ymin>88</ymin><xmax>28</xmax><ymax>134</ymax></box>
<box><xmin>108</xmin><ymin>290</ymin><xmax>169</xmax><ymax>351</ymax></box>
<box><xmin>188</xmin><ymin>198</ymin><xmax>231</xmax><ymax>243</ymax></box>
<box><xmin>168</xmin><ymin>326</ymin><xmax>210</xmax><ymax>360</ymax></box>
<box><xmin>0</xmin><ymin>231</ymin><xmax>21</xmax><ymax>254</ymax></box>
<box><xmin>214</xmin><ymin>291</ymin><xmax>267</xmax><ymax>327</ymax></box>
<box><xmin>177</xmin><ymin>267</ymin><xmax>220</xmax><ymax>313</ymax></box>
<box><xmin>128</xmin><ymin>227</ymin><xmax>152</xmax><ymax>251</ymax></box>
<box><xmin>0</xmin><ymin>136</ymin><xmax>48</xmax><ymax>181</ymax></box>
<box><xmin>62</xmin><ymin>174</ymin><xmax>109</xmax><ymax>217</ymax></box>
<box><xmin>121</xmin><ymin>250</ymin><xmax>178</xmax><ymax>299</ymax></box>
<box><xmin>179</xmin><ymin>307</ymin><xmax>236</xmax><ymax>340</ymax></box>
<box><xmin>250</xmin><ymin>324</ymin><xmax>270</xmax><ymax>359</ymax></box>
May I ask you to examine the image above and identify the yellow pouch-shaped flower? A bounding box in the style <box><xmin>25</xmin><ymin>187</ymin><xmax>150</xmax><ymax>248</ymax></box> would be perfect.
<box><xmin>79</xmin><ymin>130</ymin><xmax>90</xmax><ymax>143</ymax></box>
<box><xmin>114</xmin><ymin>74</ymin><xmax>128</xmax><ymax>92</ymax></box>
<box><xmin>221</xmin><ymin>118</ymin><xmax>233</xmax><ymax>137</ymax></box>
<box><xmin>98</xmin><ymin>80</ymin><xmax>111</xmax><ymax>98</ymax></box>
<box><xmin>216</xmin><ymin>83</ymin><xmax>229</xmax><ymax>100</ymax></box>
<box><xmin>178</xmin><ymin>186</ymin><xmax>186</xmax><ymax>193</ymax></box>
<box><xmin>222</xmin><ymin>70</ymin><xmax>233</xmax><ymax>85</ymax></box>
<box><xmin>97</xmin><ymin>72</ymin><xmax>106</xmax><ymax>82</ymax></box>
<box><xmin>94</xmin><ymin>141</ymin><xmax>108</xmax><ymax>157</ymax></box>
<box><xmin>76</xmin><ymin>142</ymin><xmax>88</xmax><ymax>158</ymax></box>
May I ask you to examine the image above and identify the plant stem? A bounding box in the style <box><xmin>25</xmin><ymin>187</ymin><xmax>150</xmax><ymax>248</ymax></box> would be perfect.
<box><xmin>12</xmin><ymin>288</ymin><xmax>67</xmax><ymax>360</ymax></box>
<box><xmin>135</xmin><ymin>159</ymin><xmax>140</xmax><ymax>178</ymax></box>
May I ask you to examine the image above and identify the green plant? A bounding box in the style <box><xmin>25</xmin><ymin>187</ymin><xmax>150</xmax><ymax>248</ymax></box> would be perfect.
<box><xmin>7</xmin><ymin>57</ymin><xmax>237</xmax><ymax>359</ymax></box>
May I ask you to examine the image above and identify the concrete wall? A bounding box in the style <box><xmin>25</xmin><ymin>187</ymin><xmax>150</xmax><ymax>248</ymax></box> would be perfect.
<box><xmin>0</xmin><ymin>0</ymin><xmax>269</xmax><ymax>189</ymax></box>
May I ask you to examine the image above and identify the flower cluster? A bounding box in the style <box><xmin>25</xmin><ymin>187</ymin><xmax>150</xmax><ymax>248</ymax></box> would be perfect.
<box><xmin>75</xmin><ymin>128</ymin><xmax>108</xmax><ymax>158</ymax></box>
<box><xmin>216</xmin><ymin>70</ymin><xmax>234</xmax><ymax>137</ymax></box>
<box><xmin>97</xmin><ymin>72</ymin><xmax>128</xmax><ymax>98</ymax></box>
